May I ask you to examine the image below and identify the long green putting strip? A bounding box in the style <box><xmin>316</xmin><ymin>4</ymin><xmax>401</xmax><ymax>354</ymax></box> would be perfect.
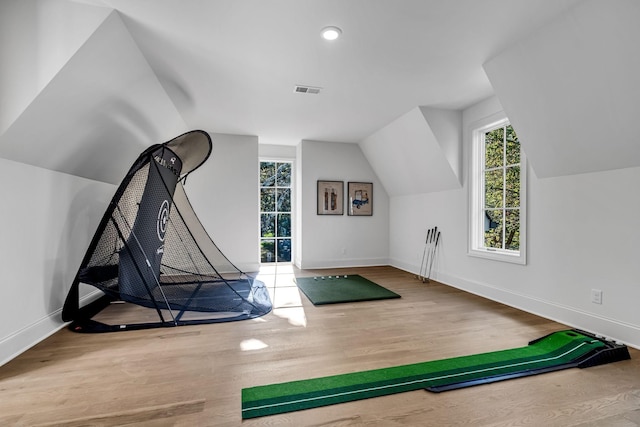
<box><xmin>295</xmin><ymin>274</ymin><xmax>400</xmax><ymax>305</ymax></box>
<box><xmin>242</xmin><ymin>330</ymin><xmax>605</xmax><ymax>419</ymax></box>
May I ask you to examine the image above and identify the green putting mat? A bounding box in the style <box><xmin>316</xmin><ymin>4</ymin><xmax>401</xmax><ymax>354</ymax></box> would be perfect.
<box><xmin>242</xmin><ymin>330</ymin><xmax>629</xmax><ymax>419</ymax></box>
<box><xmin>295</xmin><ymin>274</ymin><xmax>400</xmax><ymax>305</ymax></box>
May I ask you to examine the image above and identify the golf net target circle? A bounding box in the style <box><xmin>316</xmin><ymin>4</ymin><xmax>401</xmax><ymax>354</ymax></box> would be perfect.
<box><xmin>157</xmin><ymin>200</ymin><xmax>170</xmax><ymax>242</ymax></box>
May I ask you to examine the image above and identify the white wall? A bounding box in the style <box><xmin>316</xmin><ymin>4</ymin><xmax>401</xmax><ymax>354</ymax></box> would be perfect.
<box><xmin>185</xmin><ymin>133</ymin><xmax>260</xmax><ymax>272</ymax></box>
<box><xmin>0</xmin><ymin>9</ymin><xmax>188</xmax><ymax>185</ymax></box>
<box><xmin>0</xmin><ymin>158</ymin><xmax>114</xmax><ymax>367</ymax></box>
<box><xmin>484</xmin><ymin>0</ymin><xmax>640</xmax><ymax>178</ymax></box>
<box><xmin>390</xmin><ymin>96</ymin><xmax>640</xmax><ymax>348</ymax></box>
<box><xmin>360</xmin><ymin>107</ymin><xmax>462</xmax><ymax>197</ymax></box>
<box><xmin>298</xmin><ymin>140</ymin><xmax>389</xmax><ymax>268</ymax></box>
<box><xmin>258</xmin><ymin>144</ymin><xmax>296</xmax><ymax>160</ymax></box>
<box><xmin>0</xmin><ymin>0</ymin><xmax>111</xmax><ymax>134</ymax></box>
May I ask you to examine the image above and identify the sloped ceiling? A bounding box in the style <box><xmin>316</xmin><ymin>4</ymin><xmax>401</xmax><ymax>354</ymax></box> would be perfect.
<box><xmin>0</xmin><ymin>0</ymin><xmax>112</xmax><ymax>134</ymax></box>
<box><xmin>0</xmin><ymin>0</ymin><xmax>593</xmax><ymax>188</ymax></box>
<box><xmin>484</xmin><ymin>0</ymin><xmax>640</xmax><ymax>178</ymax></box>
<box><xmin>71</xmin><ymin>0</ymin><xmax>581</xmax><ymax>146</ymax></box>
<box><xmin>360</xmin><ymin>107</ymin><xmax>462</xmax><ymax>197</ymax></box>
<box><xmin>0</xmin><ymin>7</ymin><xmax>186</xmax><ymax>184</ymax></box>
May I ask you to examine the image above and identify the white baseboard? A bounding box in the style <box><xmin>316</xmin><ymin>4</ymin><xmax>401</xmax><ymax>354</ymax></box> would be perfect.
<box><xmin>229</xmin><ymin>262</ymin><xmax>260</xmax><ymax>274</ymax></box>
<box><xmin>0</xmin><ymin>291</ymin><xmax>101</xmax><ymax>367</ymax></box>
<box><xmin>389</xmin><ymin>258</ymin><xmax>420</xmax><ymax>276</ymax></box>
<box><xmin>0</xmin><ymin>310</ymin><xmax>66</xmax><ymax>368</ymax></box>
<box><xmin>391</xmin><ymin>261</ymin><xmax>640</xmax><ymax>349</ymax></box>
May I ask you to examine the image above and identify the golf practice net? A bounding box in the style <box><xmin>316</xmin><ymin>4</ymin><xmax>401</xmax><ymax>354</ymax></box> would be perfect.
<box><xmin>62</xmin><ymin>130</ymin><xmax>272</xmax><ymax>332</ymax></box>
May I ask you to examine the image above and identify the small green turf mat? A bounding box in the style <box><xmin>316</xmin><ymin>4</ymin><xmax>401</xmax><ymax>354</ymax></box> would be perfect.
<box><xmin>295</xmin><ymin>274</ymin><xmax>400</xmax><ymax>305</ymax></box>
<box><xmin>242</xmin><ymin>330</ymin><xmax>629</xmax><ymax>419</ymax></box>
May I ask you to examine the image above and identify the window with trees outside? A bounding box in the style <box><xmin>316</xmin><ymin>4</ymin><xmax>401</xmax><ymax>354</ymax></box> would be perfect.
<box><xmin>260</xmin><ymin>161</ymin><xmax>292</xmax><ymax>263</ymax></box>
<box><xmin>469</xmin><ymin>116</ymin><xmax>526</xmax><ymax>264</ymax></box>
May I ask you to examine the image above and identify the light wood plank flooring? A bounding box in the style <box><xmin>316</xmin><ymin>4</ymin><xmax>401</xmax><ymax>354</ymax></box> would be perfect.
<box><xmin>2</xmin><ymin>266</ymin><xmax>639</xmax><ymax>426</ymax></box>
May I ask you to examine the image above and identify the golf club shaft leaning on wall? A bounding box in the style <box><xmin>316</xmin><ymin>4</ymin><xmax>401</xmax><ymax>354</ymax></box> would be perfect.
<box><xmin>425</xmin><ymin>231</ymin><xmax>440</xmax><ymax>283</ymax></box>
<box><xmin>418</xmin><ymin>226</ymin><xmax>437</xmax><ymax>281</ymax></box>
<box><xmin>416</xmin><ymin>228</ymin><xmax>431</xmax><ymax>281</ymax></box>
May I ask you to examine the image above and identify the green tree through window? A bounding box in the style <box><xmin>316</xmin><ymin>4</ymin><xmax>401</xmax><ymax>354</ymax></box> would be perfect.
<box><xmin>260</xmin><ymin>161</ymin><xmax>292</xmax><ymax>263</ymax></box>
<box><xmin>469</xmin><ymin>114</ymin><xmax>526</xmax><ymax>264</ymax></box>
<box><xmin>483</xmin><ymin>124</ymin><xmax>521</xmax><ymax>251</ymax></box>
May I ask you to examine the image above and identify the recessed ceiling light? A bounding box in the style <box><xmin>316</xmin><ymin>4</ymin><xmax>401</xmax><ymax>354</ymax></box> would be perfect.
<box><xmin>321</xmin><ymin>26</ymin><xmax>342</xmax><ymax>41</ymax></box>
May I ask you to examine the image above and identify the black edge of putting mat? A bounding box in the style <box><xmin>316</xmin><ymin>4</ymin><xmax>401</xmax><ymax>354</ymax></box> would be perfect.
<box><xmin>426</xmin><ymin>329</ymin><xmax>630</xmax><ymax>392</ymax></box>
<box><xmin>241</xmin><ymin>330</ymin><xmax>630</xmax><ymax>419</ymax></box>
<box><xmin>295</xmin><ymin>274</ymin><xmax>400</xmax><ymax>305</ymax></box>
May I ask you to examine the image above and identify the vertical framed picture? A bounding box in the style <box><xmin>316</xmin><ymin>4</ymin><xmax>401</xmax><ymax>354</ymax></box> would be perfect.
<box><xmin>348</xmin><ymin>182</ymin><xmax>373</xmax><ymax>216</ymax></box>
<box><xmin>317</xmin><ymin>180</ymin><xmax>344</xmax><ymax>215</ymax></box>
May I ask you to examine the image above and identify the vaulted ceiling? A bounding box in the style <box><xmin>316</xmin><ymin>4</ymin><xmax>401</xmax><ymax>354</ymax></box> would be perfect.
<box><xmin>484</xmin><ymin>0</ymin><xmax>640</xmax><ymax>178</ymax></box>
<box><xmin>1</xmin><ymin>0</ymin><xmax>638</xmax><ymax>189</ymax></box>
<box><xmin>103</xmin><ymin>0</ymin><xmax>582</xmax><ymax>146</ymax></box>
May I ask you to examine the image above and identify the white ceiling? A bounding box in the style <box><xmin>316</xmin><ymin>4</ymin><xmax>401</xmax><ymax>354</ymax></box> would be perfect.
<box><xmin>484</xmin><ymin>0</ymin><xmax>640</xmax><ymax>178</ymax></box>
<box><xmin>89</xmin><ymin>0</ymin><xmax>580</xmax><ymax>145</ymax></box>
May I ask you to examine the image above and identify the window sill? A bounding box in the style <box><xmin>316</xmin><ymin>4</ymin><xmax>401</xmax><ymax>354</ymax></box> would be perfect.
<box><xmin>468</xmin><ymin>248</ymin><xmax>526</xmax><ymax>265</ymax></box>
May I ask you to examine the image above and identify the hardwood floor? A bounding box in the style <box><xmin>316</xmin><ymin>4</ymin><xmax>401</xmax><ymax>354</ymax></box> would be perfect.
<box><xmin>2</xmin><ymin>265</ymin><xmax>639</xmax><ymax>426</ymax></box>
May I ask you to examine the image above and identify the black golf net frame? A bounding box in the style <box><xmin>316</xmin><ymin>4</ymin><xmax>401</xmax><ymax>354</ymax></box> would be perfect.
<box><xmin>62</xmin><ymin>130</ymin><xmax>272</xmax><ymax>332</ymax></box>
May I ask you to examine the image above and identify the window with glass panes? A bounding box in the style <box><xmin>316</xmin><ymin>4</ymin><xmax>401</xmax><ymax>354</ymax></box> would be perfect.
<box><xmin>483</xmin><ymin>124</ymin><xmax>521</xmax><ymax>251</ymax></box>
<box><xmin>259</xmin><ymin>161</ymin><xmax>292</xmax><ymax>263</ymax></box>
<box><xmin>469</xmin><ymin>116</ymin><xmax>526</xmax><ymax>264</ymax></box>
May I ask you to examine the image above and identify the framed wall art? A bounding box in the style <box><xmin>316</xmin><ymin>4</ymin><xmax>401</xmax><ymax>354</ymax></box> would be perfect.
<box><xmin>317</xmin><ymin>180</ymin><xmax>344</xmax><ymax>215</ymax></box>
<box><xmin>348</xmin><ymin>182</ymin><xmax>372</xmax><ymax>216</ymax></box>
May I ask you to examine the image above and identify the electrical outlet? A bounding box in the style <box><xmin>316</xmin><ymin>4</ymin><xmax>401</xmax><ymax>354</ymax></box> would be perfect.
<box><xmin>591</xmin><ymin>289</ymin><xmax>603</xmax><ymax>304</ymax></box>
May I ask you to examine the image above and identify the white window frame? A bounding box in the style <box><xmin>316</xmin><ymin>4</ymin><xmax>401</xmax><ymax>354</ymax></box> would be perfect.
<box><xmin>468</xmin><ymin>113</ymin><xmax>527</xmax><ymax>265</ymax></box>
<box><xmin>259</xmin><ymin>159</ymin><xmax>294</xmax><ymax>264</ymax></box>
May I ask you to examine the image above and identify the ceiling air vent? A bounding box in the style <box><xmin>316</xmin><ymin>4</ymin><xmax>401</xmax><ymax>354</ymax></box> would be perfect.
<box><xmin>294</xmin><ymin>85</ymin><xmax>322</xmax><ymax>94</ymax></box>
